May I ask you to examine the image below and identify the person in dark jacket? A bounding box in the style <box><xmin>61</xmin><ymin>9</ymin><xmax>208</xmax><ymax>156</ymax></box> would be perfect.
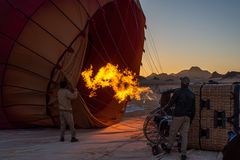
<box><xmin>165</xmin><ymin>76</ymin><xmax>195</xmax><ymax>160</ymax></box>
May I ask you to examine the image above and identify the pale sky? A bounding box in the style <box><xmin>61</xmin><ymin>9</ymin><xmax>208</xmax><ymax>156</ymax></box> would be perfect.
<box><xmin>139</xmin><ymin>0</ymin><xmax>240</xmax><ymax>76</ymax></box>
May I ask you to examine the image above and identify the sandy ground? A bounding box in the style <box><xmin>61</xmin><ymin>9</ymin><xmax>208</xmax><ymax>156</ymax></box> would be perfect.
<box><xmin>0</xmin><ymin>113</ymin><xmax>222</xmax><ymax>160</ymax></box>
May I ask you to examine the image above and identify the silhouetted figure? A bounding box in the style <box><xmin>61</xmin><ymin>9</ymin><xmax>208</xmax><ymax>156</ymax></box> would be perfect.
<box><xmin>165</xmin><ymin>77</ymin><xmax>195</xmax><ymax>160</ymax></box>
<box><xmin>57</xmin><ymin>80</ymin><xmax>79</xmax><ymax>142</ymax></box>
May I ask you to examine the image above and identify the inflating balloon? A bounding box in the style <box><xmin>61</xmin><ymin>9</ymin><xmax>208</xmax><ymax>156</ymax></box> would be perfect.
<box><xmin>0</xmin><ymin>0</ymin><xmax>145</xmax><ymax>128</ymax></box>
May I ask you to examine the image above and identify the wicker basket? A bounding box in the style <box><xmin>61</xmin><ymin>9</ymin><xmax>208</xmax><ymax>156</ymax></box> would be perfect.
<box><xmin>188</xmin><ymin>84</ymin><xmax>240</xmax><ymax>151</ymax></box>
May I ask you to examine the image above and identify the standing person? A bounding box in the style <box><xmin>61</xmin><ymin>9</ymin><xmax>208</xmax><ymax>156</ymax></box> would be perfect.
<box><xmin>165</xmin><ymin>76</ymin><xmax>195</xmax><ymax>160</ymax></box>
<box><xmin>57</xmin><ymin>80</ymin><xmax>79</xmax><ymax>142</ymax></box>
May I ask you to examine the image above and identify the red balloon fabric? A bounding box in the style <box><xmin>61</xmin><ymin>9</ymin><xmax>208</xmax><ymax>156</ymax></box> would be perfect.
<box><xmin>0</xmin><ymin>0</ymin><xmax>145</xmax><ymax>128</ymax></box>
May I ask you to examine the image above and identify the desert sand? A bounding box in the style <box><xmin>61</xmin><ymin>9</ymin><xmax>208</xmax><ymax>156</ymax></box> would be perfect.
<box><xmin>0</xmin><ymin>102</ymin><xmax>223</xmax><ymax>160</ymax></box>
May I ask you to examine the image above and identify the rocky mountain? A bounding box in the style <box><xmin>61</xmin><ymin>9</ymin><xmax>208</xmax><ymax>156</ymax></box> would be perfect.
<box><xmin>222</xmin><ymin>71</ymin><xmax>240</xmax><ymax>79</ymax></box>
<box><xmin>147</xmin><ymin>73</ymin><xmax>176</xmax><ymax>80</ymax></box>
<box><xmin>147</xmin><ymin>73</ymin><xmax>158</xmax><ymax>79</ymax></box>
<box><xmin>143</xmin><ymin>67</ymin><xmax>239</xmax><ymax>83</ymax></box>
<box><xmin>210</xmin><ymin>71</ymin><xmax>223</xmax><ymax>79</ymax></box>
<box><xmin>138</xmin><ymin>75</ymin><xmax>146</xmax><ymax>81</ymax></box>
<box><xmin>157</xmin><ymin>73</ymin><xmax>176</xmax><ymax>80</ymax></box>
<box><xmin>176</xmin><ymin>66</ymin><xmax>211</xmax><ymax>80</ymax></box>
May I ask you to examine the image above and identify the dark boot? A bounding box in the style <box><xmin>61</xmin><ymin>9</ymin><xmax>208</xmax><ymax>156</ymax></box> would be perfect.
<box><xmin>60</xmin><ymin>137</ymin><xmax>64</xmax><ymax>142</ymax></box>
<box><xmin>181</xmin><ymin>154</ymin><xmax>187</xmax><ymax>160</ymax></box>
<box><xmin>161</xmin><ymin>143</ymin><xmax>171</xmax><ymax>153</ymax></box>
<box><xmin>71</xmin><ymin>137</ymin><xmax>79</xmax><ymax>142</ymax></box>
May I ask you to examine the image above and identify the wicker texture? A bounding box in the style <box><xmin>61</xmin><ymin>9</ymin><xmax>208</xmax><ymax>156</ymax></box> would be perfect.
<box><xmin>188</xmin><ymin>84</ymin><xmax>238</xmax><ymax>151</ymax></box>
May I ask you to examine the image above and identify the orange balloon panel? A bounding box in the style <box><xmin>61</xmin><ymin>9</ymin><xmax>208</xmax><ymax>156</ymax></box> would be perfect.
<box><xmin>0</xmin><ymin>0</ymin><xmax>145</xmax><ymax>128</ymax></box>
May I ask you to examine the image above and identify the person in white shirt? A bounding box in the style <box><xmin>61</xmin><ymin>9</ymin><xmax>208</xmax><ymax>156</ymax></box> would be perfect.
<box><xmin>57</xmin><ymin>80</ymin><xmax>78</xmax><ymax>142</ymax></box>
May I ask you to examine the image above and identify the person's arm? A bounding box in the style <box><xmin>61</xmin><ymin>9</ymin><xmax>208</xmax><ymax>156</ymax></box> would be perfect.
<box><xmin>165</xmin><ymin>90</ymin><xmax>178</xmax><ymax>108</ymax></box>
<box><xmin>66</xmin><ymin>88</ymin><xmax>78</xmax><ymax>99</ymax></box>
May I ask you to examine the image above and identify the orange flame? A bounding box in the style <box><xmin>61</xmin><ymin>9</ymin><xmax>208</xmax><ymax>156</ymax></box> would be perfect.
<box><xmin>81</xmin><ymin>63</ymin><xmax>151</xmax><ymax>103</ymax></box>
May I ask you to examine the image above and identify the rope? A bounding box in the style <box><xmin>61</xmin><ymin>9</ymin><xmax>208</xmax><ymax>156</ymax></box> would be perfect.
<box><xmin>128</xmin><ymin>0</ymin><xmax>163</xmax><ymax>75</ymax></box>
<box><xmin>145</xmin><ymin>43</ymin><xmax>160</xmax><ymax>74</ymax></box>
<box><xmin>129</xmin><ymin>0</ymin><xmax>151</xmax><ymax>76</ymax></box>
<box><xmin>142</xmin><ymin>50</ymin><xmax>155</xmax><ymax>74</ymax></box>
<box><xmin>80</xmin><ymin>92</ymin><xmax>114</xmax><ymax>110</ymax></box>
<box><xmin>140</xmin><ymin>66</ymin><xmax>148</xmax><ymax>76</ymax></box>
<box><xmin>146</xmin><ymin>29</ymin><xmax>164</xmax><ymax>73</ymax></box>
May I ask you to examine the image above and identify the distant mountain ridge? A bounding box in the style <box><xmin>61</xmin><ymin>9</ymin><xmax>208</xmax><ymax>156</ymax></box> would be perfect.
<box><xmin>145</xmin><ymin>66</ymin><xmax>240</xmax><ymax>81</ymax></box>
<box><xmin>222</xmin><ymin>71</ymin><xmax>240</xmax><ymax>79</ymax></box>
<box><xmin>176</xmin><ymin>66</ymin><xmax>211</xmax><ymax>80</ymax></box>
<box><xmin>210</xmin><ymin>71</ymin><xmax>222</xmax><ymax>78</ymax></box>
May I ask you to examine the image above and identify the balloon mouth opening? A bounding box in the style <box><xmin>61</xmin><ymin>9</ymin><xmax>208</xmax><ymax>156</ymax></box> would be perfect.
<box><xmin>76</xmin><ymin>2</ymin><xmax>137</xmax><ymax>126</ymax></box>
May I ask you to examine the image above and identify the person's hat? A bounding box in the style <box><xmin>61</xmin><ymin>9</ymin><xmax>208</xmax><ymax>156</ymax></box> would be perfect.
<box><xmin>180</xmin><ymin>76</ymin><xmax>190</xmax><ymax>84</ymax></box>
